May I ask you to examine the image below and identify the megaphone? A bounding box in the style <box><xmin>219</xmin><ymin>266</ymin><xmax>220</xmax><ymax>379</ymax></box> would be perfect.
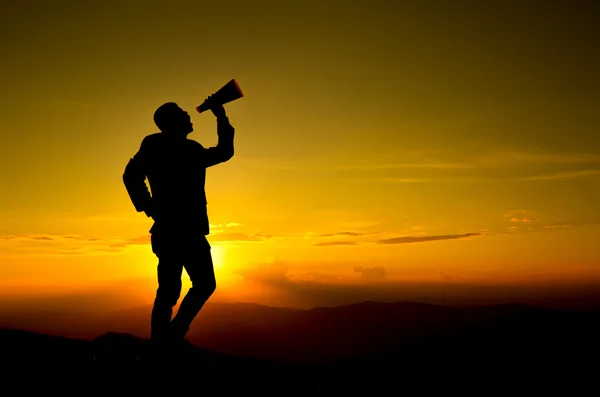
<box><xmin>196</xmin><ymin>79</ymin><xmax>244</xmax><ymax>113</ymax></box>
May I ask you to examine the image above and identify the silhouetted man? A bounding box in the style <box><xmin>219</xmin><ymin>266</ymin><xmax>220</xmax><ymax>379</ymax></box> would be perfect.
<box><xmin>123</xmin><ymin>98</ymin><xmax>234</xmax><ymax>350</ymax></box>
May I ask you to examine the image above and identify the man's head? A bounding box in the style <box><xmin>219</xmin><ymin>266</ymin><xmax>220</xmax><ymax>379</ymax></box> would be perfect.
<box><xmin>154</xmin><ymin>102</ymin><xmax>193</xmax><ymax>136</ymax></box>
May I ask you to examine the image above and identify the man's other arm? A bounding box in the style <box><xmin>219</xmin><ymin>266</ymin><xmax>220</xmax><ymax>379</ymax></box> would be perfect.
<box><xmin>203</xmin><ymin>116</ymin><xmax>235</xmax><ymax>168</ymax></box>
<box><xmin>123</xmin><ymin>137</ymin><xmax>153</xmax><ymax>217</ymax></box>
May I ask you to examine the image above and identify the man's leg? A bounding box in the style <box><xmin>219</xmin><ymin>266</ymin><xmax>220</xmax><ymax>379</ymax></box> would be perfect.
<box><xmin>170</xmin><ymin>236</ymin><xmax>216</xmax><ymax>341</ymax></box>
<box><xmin>150</xmin><ymin>233</ymin><xmax>184</xmax><ymax>346</ymax></box>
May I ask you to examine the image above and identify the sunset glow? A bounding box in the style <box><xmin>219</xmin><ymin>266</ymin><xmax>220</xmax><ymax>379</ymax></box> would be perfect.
<box><xmin>1</xmin><ymin>0</ymin><xmax>599</xmax><ymax>316</ymax></box>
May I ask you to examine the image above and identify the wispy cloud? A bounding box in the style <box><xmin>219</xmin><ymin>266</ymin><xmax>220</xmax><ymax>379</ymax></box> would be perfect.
<box><xmin>354</xmin><ymin>266</ymin><xmax>387</xmax><ymax>280</ymax></box>
<box><xmin>368</xmin><ymin>163</ymin><xmax>470</xmax><ymax>169</ymax></box>
<box><xmin>231</xmin><ymin>258</ymin><xmax>290</xmax><ymax>285</ymax></box>
<box><xmin>544</xmin><ymin>225</ymin><xmax>573</xmax><ymax>229</ymax></box>
<box><xmin>273</xmin><ymin>162</ymin><xmax>471</xmax><ymax>171</ymax></box>
<box><xmin>511</xmin><ymin>217</ymin><xmax>538</xmax><ymax>223</ymax></box>
<box><xmin>210</xmin><ymin>222</ymin><xmax>243</xmax><ymax>228</ymax></box>
<box><xmin>0</xmin><ymin>234</ymin><xmax>150</xmax><ymax>255</ymax></box>
<box><xmin>276</xmin><ymin>151</ymin><xmax>600</xmax><ymax>172</ymax></box>
<box><xmin>377</xmin><ymin>232</ymin><xmax>482</xmax><ymax>245</ymax></box>
<box><xmin>0</xmin><ymin>234</ymin><xmax>57</xmax><ymax>241</ymax></box>
<box><xmin>374</xmin><ymin>176</ymin><xmax>489</xmax><ymax>184</ymax></box>
<box><xmin>375</xmin><ymin>177</ymin><xmax>433</xmax><ymax>183</ymax></box>
<box><xmin>521</xmin><ymin>170</ymin><xmax>600</xmax><ymax>181</ymax></box>
<box><xmin>208</xmin><ymin>233</ymin><xmax>272</xmax><ymax>243</ymax></box>
<box><xmin>504</xmin><ymin>210</ymin><xmax>532</xmax><ymax>217</ymax></box>
<box><xmin>273</xmin><ymin>150</ymin><xmax>600</xmax><ymax>186</ymax></box>
<box><xmin>473</xmin><ymin>151</ymin><xmax>600</xmax><ymax>166</ymax></box>
<box><xmin>437</xmin><ymin>270</ymin><xmax>451</xmax><ymax>280</ymax></box>
<box><xmin>317</xmin><ymin>231</ymin><xmax>376</xmax><ymax>237</ymax></box>
<box><xmin>313</xmin><ymin>241</ymin><xmax>360</xmax><ymax>247</ymax></box>
<box><xmin>0</xmin><ymin>231</ymin><xmax>277</xmax><ymax>255</ymax></box>
<box><xmin>106</xmin><ymin>235</ymin><xmax>150</xmax><ymax>248</ymax></box>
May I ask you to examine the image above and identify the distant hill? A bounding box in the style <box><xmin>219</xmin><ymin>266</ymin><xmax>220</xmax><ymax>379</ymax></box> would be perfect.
<box><xmin>104</xmin><ymin>301</ymin><xmax>600</xmax><ymax>362</ymax></box>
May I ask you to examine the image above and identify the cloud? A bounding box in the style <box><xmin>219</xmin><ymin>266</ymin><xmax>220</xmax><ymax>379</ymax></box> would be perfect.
<box><xmin>0</xmin><ymin>234</ymin><xmax>151</xmax><ymax>255</ymax></box>
<box><xmin>232</xmin><ymin>259</ymin><xmax>343</xmax><ymax>288</ymax></box>
<box><xmin>207</xmin><ymin>233</ymin><xmax>271</xmax><ymax>243</ymax></box>
<box><xmin>300</xmin><ymin>272</ymin><xmax>341</xmax><ymax>283</ymax></box>
<box><xmin>377</xmin><ymin>232</ymin><xmax>482</xmax><ymax>245</ymax></box>
<box><xmin>374</xmin><ymin>177</ymin><xmax>432</xmax><ymax>183</ymax></box>
<box><xmin>354</xmin><ymin>266</ymin><xmax>387</xmax><ymax>280</ymax></box>
<box><xmin>474</xmin><ymin>151</ymin><xmax>600</xmax><ymax>166</ymax></box>
<box><xmin>0</xmin><ymin>234</ymin><xmax>58</xmax><ymax>241</ymax></box>
<box><xmin>313</xmin><ymin>241</ymin><xmax>360</xmax><ymax>247</ymax></box>
<box><xmin>222</xmin><ymin>259</ymin><xmax>561</xmax><ymax>309</ymax></box>
<box><xmin>437</xmin><ymin>270</ymin><xmax>451</xmax><ymax>280</ymax></box>
<box><xmin>364</xmin><ymin>163</ymin><xmax>470</xmax><ymax>169</ymax></box>
<box><xmin>544</xmin><ymin>225</ymin><xmax>573</xmax><ymax>229</ymax></box>
<box><xmin>272</xmin><ymin>162</ymin><xmax>471</xmax><ymax>171</ymax></box>
<box><xmin>521</xmin><ymin>170</ymin><xmax>600</xmax><ymax>181</ymax></box>
<box><xmin>374</xmin><ymin>176</ymin><xmax>490</xmax><ymax>184</ymax></box>
<box><xmin>271</xmin><ymin>151</ymin><xmax>600</xmax><ymax>188</ymax></box>
<box><xmin>231</xmin><ymin>258</ymin><xmax>355</xmax><ymax>287</ymax></box>
<box><xmin>504</xmin><ymin>209</ymin><xmax>532</xmax><ymax>218</ymax></box>
<box><xmin>232</xmin><ymin>259</ymin><xmax>290</xmax><ymax>285</ymax></box>
<box><xmin>107</xmin><ymin>235</ymin><xmax>150</xmax><ymax>248</ymax></box>
<box><xmin>318</xmin><ymin>231</ymin><xmax>374</xmax><ymax>237</ymax></box>
<box><xmin>210</xmin><ymin>222</ymin><xmax>243</xmax><ymax>228</ymax></box>
<box><xmin>274</xmin><ymin>150</ymin><xmax>600</xmax><ymax>172</ymax></box>
<box><xmin>308</xmin><ymin>230</ymin><xmax>380</xmax><ymax>246</ymax></box>
<box><xmin>511</xmin><ymin>217</ymin><xmax>538</xmax><ymax>222</ymax></box>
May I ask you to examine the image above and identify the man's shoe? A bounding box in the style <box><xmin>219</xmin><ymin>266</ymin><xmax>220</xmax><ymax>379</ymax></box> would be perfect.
<box><xmin>169</xmin><ymin>321</ymin><xmax>189</xmax><ymax>341</ymax></box>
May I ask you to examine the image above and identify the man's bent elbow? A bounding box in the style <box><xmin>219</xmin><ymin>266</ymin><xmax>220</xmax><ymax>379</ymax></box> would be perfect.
<box><xmin>224</xmin><ymin>147</ymin><xmax>234</xmax><ymax>162</ymax></box>
<box><xmin>218</xmin><ymin>147</ymin><xmax>234</xmax><ymax>163</ymax></box>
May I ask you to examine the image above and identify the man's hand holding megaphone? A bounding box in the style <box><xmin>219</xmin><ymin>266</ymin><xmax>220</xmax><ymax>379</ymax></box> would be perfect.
<box><xmin>204</xmin><ymin>94</ymin><xmax>227</xmax><ymax>120</ymax></box>
<box><xmin>196</xmin><ymin>79</ymin><xmax>244</xmax><ymax>115</ymax></box>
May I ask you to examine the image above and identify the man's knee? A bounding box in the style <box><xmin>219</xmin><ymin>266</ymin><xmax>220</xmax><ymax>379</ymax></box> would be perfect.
<box><xmin>189</xmin><ymin>280</ymin><xmax>216</xmax><ymax>302</ymax></box>
<box><xmin>155</xmin><ymin>286</ymin><xmax>181</xmax><ymax>307</ymax></box>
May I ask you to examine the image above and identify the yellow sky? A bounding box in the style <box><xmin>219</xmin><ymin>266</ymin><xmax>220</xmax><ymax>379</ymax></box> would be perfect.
<box><xmin>1</xmin><ymin>1</ymin><xmax>599</xmax><ymax>307</ymax></box>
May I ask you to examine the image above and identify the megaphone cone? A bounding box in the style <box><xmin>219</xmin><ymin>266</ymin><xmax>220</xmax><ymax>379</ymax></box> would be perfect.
<box><xmin>196</xmin><ymin>79</ymin><xmax>244</xmax><ymax>113</ymax></box>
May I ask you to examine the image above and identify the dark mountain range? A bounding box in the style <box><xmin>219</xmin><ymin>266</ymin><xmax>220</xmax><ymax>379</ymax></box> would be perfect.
<box><xmin>2</xmin><ymin>301</ymin><xmax>599</xmax><ymax>392</ymax></box>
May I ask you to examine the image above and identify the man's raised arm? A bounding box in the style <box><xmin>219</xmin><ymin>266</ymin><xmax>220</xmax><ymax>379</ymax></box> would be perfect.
<box><xmin>203</xmin><ymin>115</ymin><xmax>235</xmax><ymax>168</ymax></box>
<box><xmin>123</xmin><ymin>137</ymin><xmax>153</xmax><ymax>217</ymax></box>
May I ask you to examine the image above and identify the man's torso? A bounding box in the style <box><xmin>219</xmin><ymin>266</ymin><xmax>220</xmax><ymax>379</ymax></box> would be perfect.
<box><xmin>143</xmin><ymin>133</ymin><xmax>210</xmax><ymax>236</ymax></box>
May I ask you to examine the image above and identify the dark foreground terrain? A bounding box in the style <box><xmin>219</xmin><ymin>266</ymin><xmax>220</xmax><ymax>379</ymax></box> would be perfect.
<box><xmin>2</xmin><ymin>301</ymin><xmax>600</xmax><ymax>393</ymax></box>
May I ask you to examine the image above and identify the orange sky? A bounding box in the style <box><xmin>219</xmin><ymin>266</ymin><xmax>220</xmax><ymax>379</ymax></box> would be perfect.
<box><xmin>1</xmin><ymin>1</ymin><xmax>599</xmax><ymax>309</ymax></box>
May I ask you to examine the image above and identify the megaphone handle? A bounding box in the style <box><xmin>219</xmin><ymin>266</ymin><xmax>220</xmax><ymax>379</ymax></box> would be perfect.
<box><xmin>196</xmin><ymin>95</ymin><xmax>214</xmax><ymax>113</ymax></box>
